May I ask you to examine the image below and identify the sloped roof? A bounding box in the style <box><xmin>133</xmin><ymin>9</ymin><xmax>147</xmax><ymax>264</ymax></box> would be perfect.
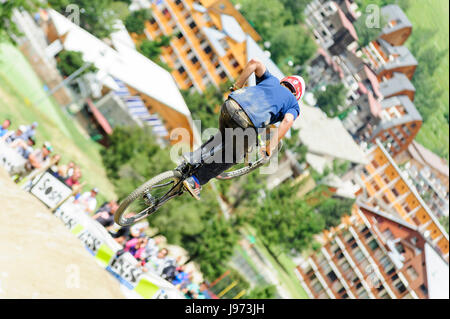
<box><xmin>220</xmin><ymin>14</ymin><xmax>246</xmax><ymax>43</ymax></box>
<box><xmin>379</xmin><ymin>72</ymin><xmax>415</xmax><ymax>98</ymax></box>
<box><xmin>372</xmin><ymin>95</ymin><xmax>421</xmax><ymax>135</ymax></box>
<box><xmin>381</xmin><ymin>4</ymin><xmax>412</xmax><ymax>35</ymax></box>
<box><xmin>293</xmin><ymin>105</ymin><xmax>367</xmax><ymax>164</ymax></box>
<box><xmin>377</xmin><ymin>42</ymin><xmax>417</xmax><ymax>73</ymax></box>
<box><xmin>48</xmin><ymin>9</ymin><xmax>191</xmax><ymax>117</ymax></box>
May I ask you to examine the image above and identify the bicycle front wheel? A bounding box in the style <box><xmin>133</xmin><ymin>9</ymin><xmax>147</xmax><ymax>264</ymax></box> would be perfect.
<box><xmin>114</xmin><ymin>170</ymin><xmax>182</xmax><ymax>226</ymax></box>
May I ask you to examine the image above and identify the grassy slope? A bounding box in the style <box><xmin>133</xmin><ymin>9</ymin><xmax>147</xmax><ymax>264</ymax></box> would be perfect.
<box><xmin>243</xmin><ymin>225</ymin><xmax>309</xmax><ymax>299</ymax></box>
<box><xmin>405</xmin><ymin>0</ymin><xmax>449</xmax><ymax>160</ymax></box>
<box><xmin>0</xmin><ymin>42</ymin><xmax>116</xmax><ymax>202</ymax></box>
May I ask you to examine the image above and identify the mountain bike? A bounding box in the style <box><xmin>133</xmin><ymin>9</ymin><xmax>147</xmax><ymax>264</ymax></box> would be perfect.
<box><xmin>113</xmin><ymin>129</ymin><xmax>282</xmax><ymax>227</ymax></box>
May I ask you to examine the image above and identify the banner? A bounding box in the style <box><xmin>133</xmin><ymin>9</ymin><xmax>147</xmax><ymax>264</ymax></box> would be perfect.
<box><xmin>30</xmin><ymin>171</ymin><xmax>73</xmax><ymax>209</ymax></box>
<box><xmin>55</xmin><ymin>202</ymin><xmax>184</xmax><ymax>299</ymax></box>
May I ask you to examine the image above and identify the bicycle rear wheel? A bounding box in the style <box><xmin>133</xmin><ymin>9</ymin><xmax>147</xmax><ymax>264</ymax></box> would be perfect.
<box><xmin>114</xmin><ymin>170</ymin><xmax>182</xmax><ymax>226</ymax></box>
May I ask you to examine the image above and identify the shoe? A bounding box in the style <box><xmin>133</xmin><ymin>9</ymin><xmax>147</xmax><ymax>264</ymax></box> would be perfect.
<box><xmin>183</xmin><ymin>175</ymin><xmax>202</xmax><ymax>200</ymax></box>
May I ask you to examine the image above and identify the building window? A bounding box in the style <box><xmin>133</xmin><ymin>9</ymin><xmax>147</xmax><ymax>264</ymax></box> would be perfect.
<box><xmin>204</xmin><ymin>46</ymin><xmax>212</xmax><ymax>54</ymax></box>
<box><xmin>191</xmin><ymin>56</ymin><xmax>198</xmax><ymax>64</ymax></box>
<box><xmin>391</xmin><ymin>187</ymin><xmax>399</xmax><ymax>196</ymax></box>
<box><xmin>395</xmin><ymin>281</ymin><xmax>407</xmax><ymax>294</ymax></box>
<box><xmin>219</xmin><ymin>71</ymin><xmax>227</xmax><ymax>79</ymax></box>
<box><xmin>420</xmin><ymin>284</ymin><xmax>428</xmax><ymax>295</ymax></box>
<box><xmin>175</xmin><ymin>0</ymin><xmax>182</xmax><ymax>5</ymax></box>
<box><xmin>368</xmin><ymin>239</ymin><xmax>379</xmax><ymax>250</ymax></box>
<box><xmin>327</xmin><ymin>271</ymin><xmax>338</xmax><ymax>282</ymax></box>
<box><xmin>353</xmin><ymin>249</ymin><xmax>364</xmax><ymax>262</ymax></box>
<box><xmin>189</xmin><ymin>21</ymin><xmax>197</xmax><ymax>29</ymax></box>
<box><xmin>177</xmin><ymin>66</ymin><xmax>185</xmax><ymax>74</ymax></box>
<box><xmin>176</xmin><ymin>31</ymin><xmax>183</xmax><ymax>39</ymax></box>
<box><xmin>406</xmin><ymin>266</ymin><xmax>418</xmax><ymax>281</ymax></box>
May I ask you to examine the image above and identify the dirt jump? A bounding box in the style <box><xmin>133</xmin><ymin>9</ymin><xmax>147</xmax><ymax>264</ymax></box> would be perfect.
<box><xmin>0</xmin><ymin>167</ymin><xmax>124</xmax><ymax>298</ymax></box>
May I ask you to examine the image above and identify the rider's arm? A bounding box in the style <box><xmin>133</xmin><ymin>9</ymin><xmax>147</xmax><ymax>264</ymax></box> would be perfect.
<box><xmin>234</xmin><ymin>58</ymin><xmax>266</xmax><ymax>89</ymax></box>
<box><xmin>265</xmin><ymin>113</ymin><xmax>295</xmax><ymax>156</ymax></box>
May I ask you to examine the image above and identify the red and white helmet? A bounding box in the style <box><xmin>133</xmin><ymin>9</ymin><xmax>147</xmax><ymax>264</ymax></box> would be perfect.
<box><xmin>280</xmin><ymin>75</ymin><xmax>306</xmax><ymax>101</ymax></box>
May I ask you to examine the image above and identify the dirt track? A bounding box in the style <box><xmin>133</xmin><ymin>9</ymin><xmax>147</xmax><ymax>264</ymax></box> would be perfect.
<box><xmin>0</xmin><ymin>167</ymin><xmax>124</xmax><ymax>298</ymax></box>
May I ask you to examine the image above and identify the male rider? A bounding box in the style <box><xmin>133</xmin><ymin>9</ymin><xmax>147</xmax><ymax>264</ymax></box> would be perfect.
<box><xmin>183</xmin><ymin>58</ymin><xmax>306</xmax><ymax>200</ymax></box>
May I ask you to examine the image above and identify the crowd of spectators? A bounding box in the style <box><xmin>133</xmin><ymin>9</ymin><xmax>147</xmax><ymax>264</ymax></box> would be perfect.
<box><xmin>1</xmin><ymin>118</ymin><xmax>213</xmax><ymax>299</ymax></box>
<box><xmin>90</xmin><ymin>200</ymin><xmax>213</xmax><ymax>298</ymax></box>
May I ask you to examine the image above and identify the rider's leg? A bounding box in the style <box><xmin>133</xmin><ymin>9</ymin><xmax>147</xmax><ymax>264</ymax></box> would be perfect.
<box><xmin>193</xmin><ymin>99</ymin><xmax>257</xmax><ymax>185</ymax></box>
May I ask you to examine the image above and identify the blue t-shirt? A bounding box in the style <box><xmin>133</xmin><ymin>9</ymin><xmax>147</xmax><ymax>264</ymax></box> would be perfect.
<box><xmin>229</xmin><ymin>71</ymin><xmax>300</xmax><ymax>128</ymax></box>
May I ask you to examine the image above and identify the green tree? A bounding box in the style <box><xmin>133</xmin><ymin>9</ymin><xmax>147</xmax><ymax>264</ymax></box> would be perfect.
<box><xmin>354</xmin><ymin>13</ymin><xmax>386</xmax><ymax>48</ymax></box>
<box><xmin>278</xmin><ymin>0</ymin><xmax>311</xmax><ymax>24</ymax></box>
<box><xmin>315</xmin><ymin>83</ymin><xmax>347</xmax><ymax>117</ymax></box>
<box><xmin>0</xmin><ymin>0</ymin><xmax>42</xmax><ymax>40</ymax></box>
<box><xmin>181</xmin><ymin>82</ymin><xmax>231</xmax><ymax>132</ymax></box>
<box><xmin>139</xmin><ymin>39</ymin><xmax>162</xmax><ymax>60</ymax></box>
<box><xmin>182</xmin><ymin>215</ymin><xmax>239</xmax><ymax>280</ymax></box>
<box><xmin>124</xmin><ymin>8</ymin><xmax>152</xmax><ymax>34</ymax></box>
<box><xmin>243</xmin><ymin>284</ymin><xmax>277</xmax><ymax>299</ymax></box>
<box><xmin>407</xmin><ymin>28</ymin><xmax>446</xmax><ymax>122</ymax></box>
<box><xmin>269</xmin><ymin>24</ymin><xmax>317</xmax><ymax>70</ymax></box>
<box><xmin>56</xmin><ymin>50</ymin><xmax>97</xmax><ymax>77</ymax></box>
<box><xmin>234</xmin><ymin>0</ymin><xmax>288</xmax><ymax>40</ymax></box>
<box><xmin>315</xmin><ymin>197</ymin><xmax>355</xmax><ymax>229</ymax></box>
<box><xmin>251</xmin><ymin>181</ymin><xmax>325</xmax><ymax>253</ymax></box>
<box><xmin>48</xmin><ymin>0</ymin><xmax>119</xmax><ymax>38</ymax></box>
<box><xmin>110</xmin><ymin>1</ymin><xmax>130</xmax><ymax>21</ymax></box>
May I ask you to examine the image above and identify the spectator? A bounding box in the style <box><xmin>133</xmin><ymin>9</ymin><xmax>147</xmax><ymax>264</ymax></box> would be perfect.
<box><xmin>26</xmin><ymin>141</ymin><xmax>52</xmax><ymax>170</ymax></box>
<box><xmin>65</xmin><ymin>167</ymin><xmax>81</xmax><ymax>188</ymax></box>
<box><xmin>180</xmin><ymin>273</ymin><xmax>200</xmax><ymax>299</ymax></box>
<box><xmin>199</xmin><ymin>282</ymin><xmax>212</xmax><ymax>299</ymax></box>
<box><xmin>66</xmin><ymin>161</ymin><xmax>76</xmax><ymax>178</ymax></box>
<box><xmin>10</xmin><ymin>136</ymin><xmax>35</xmax><ymax>159</ymax></box>
<box><xmin>147</xmin><ymin>248</ymin><xmax>169</xmax><ymax>275</ymax></box>
<box><xmin>53</xmin><ymin>164</ymin><xmax>68</xmax><ymax>179</ymax></box>
<box><xmin>142</xmin><ymin>236</ymin><xmax>163</xmax><ymax>260</ymax></box>
<box><xmin>160</xmin><ymin>257</ymin><xmax>178</xmax><ymax>282</ymax></box>
<box><xmin>23</xmin><ymin>122</ymin><xmax>38</xmax><ymax>140</ymax></box>
<box><xmin>0</xmin><ymin>119</ymin><xmax>11</xmax><ymax>137</ymax></box>
<box><xmin>172</xmin><ymin>265</ymin><xmax>189</xmax><ymax>286</ymax></box>
<box><xmin>130</xmin><ymin>220</ymin><xmax>149</xmax><ymax>238</ymax></box>
<box><xmin>75</xmin><ymin>187</ymin><xmax>98</xmax><ymax>214</ymax></box>
<box><xmin>49</xmin><ymin>154</ymin><xmax>61</xmax><ymax>173</ymax></box>
<box><xmin>92</xmin><ymin>201</ymin><xmax>118</xmax><ymax>227</ymax></box>
<box><xmin>124</xmin><ymin>237</ymin><xmax>148</xmax><ymax>260</ymax></box>
<box><xmin>95</xmin><ymin>200</ymin><xmax>118</xmax><ymax>215</ymax></box>
<box><xmin>108</xmin><ymin>225</ymin><xmax>130</xmax><ymax>245</ymax></box>
<box><xmin>2</xmin><ymin>125</ymin><xmax>27</xmax><ymax>144</ymax></box>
